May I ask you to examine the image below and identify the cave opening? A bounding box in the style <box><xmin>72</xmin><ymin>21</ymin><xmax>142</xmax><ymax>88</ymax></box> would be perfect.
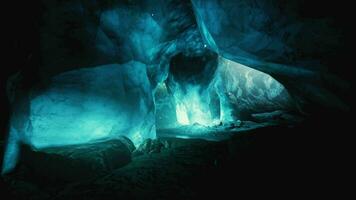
<box><xmin>155</xmin><ymin>52</ymin><xmax>294</xmax><ymax>139</ymax></box>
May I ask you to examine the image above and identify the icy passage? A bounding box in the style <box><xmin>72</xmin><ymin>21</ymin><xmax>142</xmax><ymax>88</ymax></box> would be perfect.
<box><xmin>155</xmin><ymin>57</ymin><xmax>291</xmax><ymax>129</ymax></box>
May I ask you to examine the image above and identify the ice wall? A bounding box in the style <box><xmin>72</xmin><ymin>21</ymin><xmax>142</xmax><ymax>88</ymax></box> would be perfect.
<box><xmin>213</xmin><ymin>57</ymin><xmax>291</xmax><ymax>121</ymax></box>
<box><xmin>155</xmin><ymin>57</ymin><xmax>291</xmax><ymax>128</ymax></box>
<box><xmin>3</xmin><ymin>62</ymin><xmax>155</xmax><ymax>173</ymax></box>
<box><xmin>30</xmin><ymin>62</ymin><xmax>155</xmax><ymax>148</ymax></box>
<box><xmin>191</xmin><ymin>0</ymin><xmax>349</xmax><ymax>111</ymax></box>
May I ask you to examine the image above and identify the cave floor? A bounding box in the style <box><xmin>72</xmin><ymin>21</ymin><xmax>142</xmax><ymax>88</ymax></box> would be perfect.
<box><xmin>157</xmin><ymin>121</ymin><xmax>275</xmax><ymax>141</ymax></box>
<box><xmin>157</xmin><ymin>110</ymin><xmax>302</xmax><ymax>141</ymax></box>
<box><xmin>1</xmin><ymin>115</ymin><xmax>305</xmax><ymax>199</ymax></box>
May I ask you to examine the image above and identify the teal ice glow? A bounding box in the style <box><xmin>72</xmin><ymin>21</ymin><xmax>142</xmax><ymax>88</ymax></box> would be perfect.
<box><xmin>28</xmin><ymin>62</ymin><xmax>155</xmax><ymax>148</ymax></box>
<box><xmin>155</xmin><ymin>57</ymin><xmax>290</xmax><ymax>128</ymax></box>
<box><xmin>1</xmin><ymin>127</ymin><xmax>20</xmax><ymax>174</ymax></box>
<box><xmin>29</xmin><ymin>98</ymin><xmax>123</xmax><ymax>148</ymax></box>
<box><xmin>99</xmin><ymin>8</ymin><xmax>163</xmax><ymax>62</ymax></box>
<box><xmin>213</xmin><ymin>57</ymin><xmax>290</xmax><ymax>122</ymax></box>
<box><xmin>176</xmin><ymin>103</ymin><xmax>189</xmax><ymax>125</ymax></box>
<box><xmin>2</xmin><ymin>62</ymin><xmax>156</xmax><ymax>174</ymax></box>
<box><xmin>216</xmin><ymin>57</ymin><xmax>286</xmax><ymax>102</ymax></box>
<box><xmin>173</xmin><ymin>85</ymin><xmax>219</xmax><ymax>126</ymax></box>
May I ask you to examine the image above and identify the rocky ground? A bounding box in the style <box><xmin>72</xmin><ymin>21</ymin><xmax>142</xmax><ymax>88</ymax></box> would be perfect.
<box><xmin>1</xmin><ymin>119</ymin><xmax>321</xmax><ymax>199</ymax></box>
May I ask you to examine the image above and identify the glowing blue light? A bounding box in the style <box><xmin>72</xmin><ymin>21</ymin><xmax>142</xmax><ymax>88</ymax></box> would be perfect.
<box><xmin>173</xmin><ymin>85</ymin><xmax>219</xmax><ymax>126</ymax></box>
<box><xmin>159</xmin><ymin>57</ymin><xmax>290</xmax><ymax>128</ymax></box>
<box><xmin>1</xmin><ymin>127</ymin><xmax>20</xmax><ymax>174</ymax></box>
<box><xmin>176</xmin><ymin>103</ymin><xmax>190</xmax><ymax>125</ymax></box>
<box><xmin>2</xmin><ymin>62</ymin><xmax>156</xmax><ymax>174</ymax></box>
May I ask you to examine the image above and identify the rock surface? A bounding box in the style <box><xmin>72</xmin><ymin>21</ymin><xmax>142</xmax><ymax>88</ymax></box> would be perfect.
<box><xmin>1</xmin><ymin>122</ymin><xmax>338</xmax><ymax>199</ymax></box>
<box><xmin>3</xmin><ymin>125</ymin><xmax>304</xmax><ymax>199</ymax></box>
<box><xmin>133</xmin><ymin>138</ymin><xmax>167</xmax><ymax>156</ymax></box>
<box><xmin>16</xmin><ymin>137</ymin><xmax>133</xmax><ymax>182</ymax></box>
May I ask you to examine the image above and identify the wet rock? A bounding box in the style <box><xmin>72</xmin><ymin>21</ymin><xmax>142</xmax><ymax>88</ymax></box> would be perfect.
<box><xmin>17</xmin><ymin>137</ymin><xmax>132</xmax><ymax>182</ymax></box>
<box><xmin>117</xmin><ymin>136</ymin><xmax>136</xmax><ymax>153</ymax></box>
<box><xmin>251</xmin><ymin>110</ymin><xmax>303</xmax><ymax>125</ymax></box>
<box><xmin>54</xmin><ymin>137</ymin><xmax>230</xmax><ymax>200</ymax></box>
<box><xmin>226</xmin><ymin>120</ymin><xmax>242</xmax><ymax>130</ymax></box>
<box><xmin>133</xmin><ymin>139</ymin><xmax>167</xmax><ymax>157</ymax></box>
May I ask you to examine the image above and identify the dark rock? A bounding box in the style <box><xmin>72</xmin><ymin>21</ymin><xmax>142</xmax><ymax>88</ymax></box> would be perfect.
<box><xmin>117</xmin><ymin>136</ymin><xmax>136</xmax><ymax>153</ymax></box>
<box><xmin>0</xmin><ymin>140</ymin><xmax>4</xmax><ymax>168</ymax></box>
<box><xmin>17</xmin><ymin>138</ymin><xmax>132</xmax><ymax>182</ymax></box>
<box><xmin>133</xmin><ymin>138</ymin><xmax>167</xmax><ymax>156</ymax></box>
<box><xmin>226</xmin><ymin>120</ymin><xmax>242</xmax><ymax>129</ymax></box>
<box><xmin>3</xmin><ymin>126</ymin><xmax>330</xmax><ymax>199</ymax></box>
<box><xmin>55</xmin><ymin>137</ymin><xmax>227</xmax><ymax>200</ymax></box>
<box><xmin>251</xmin><ymin>110</ymin><xmax>303</xmax><ymax>125</ymax></box>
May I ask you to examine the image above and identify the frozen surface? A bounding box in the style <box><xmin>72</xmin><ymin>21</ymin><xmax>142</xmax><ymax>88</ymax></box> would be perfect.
<box><xmin>157</xmin><ymin>121</ymin><xmax>271</xmax><ymax>141</ymax></box>
<box><xmin>3</xmin><ymin>62</ymin><xmax>155</xmax><ymax>173</ymax></box>
<box><xmin>155</xmin><ymin>57</ymin><xmax>291</xmax><ymax>128</ymax></box>
<box><xmin>29</xmin><ymin>62</ymin><xmax>155</xmax><ymax>148</ymax></box>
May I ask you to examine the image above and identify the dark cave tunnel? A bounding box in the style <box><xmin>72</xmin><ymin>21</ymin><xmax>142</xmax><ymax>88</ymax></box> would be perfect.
<box><xmin>0</xmin><ymin>0</ymin><xmax>352</xmax><ymax>199</ymax></box>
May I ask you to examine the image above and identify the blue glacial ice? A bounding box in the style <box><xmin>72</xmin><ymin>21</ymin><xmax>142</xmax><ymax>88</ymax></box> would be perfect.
<box><xmin>2</xmin><ymin>61</ymin><xmax>156</xmax><ymax>173</ymax></box>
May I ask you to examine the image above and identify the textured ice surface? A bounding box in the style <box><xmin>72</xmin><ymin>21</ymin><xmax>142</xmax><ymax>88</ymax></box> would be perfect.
<box><xmin>173</xmin><ymin>85</ymin><xmax>219</xmax><ymax>126</ymax></box>
<box><xmin>3</xmin><ymin>62</ymin><xmax>155</xmax><ymax>173</ymax></box>
<box><xmin>213</xmin><ymin>57</ymin><xmax>291</xmax><ymax>120</ymax></box>
<box><xmin>191</xmin><ymin>0</ymin><xmax>349</xmax><ymax>111</ymax></box>
<box><xmin>29</xmin><ymin>62</ymin><xmax>155</xmax><ymax>148</ymax></box>
<box><xmin>155</xmin><ymin>57</ymin><xmax>291</xmax><ymax>128</ymax></box>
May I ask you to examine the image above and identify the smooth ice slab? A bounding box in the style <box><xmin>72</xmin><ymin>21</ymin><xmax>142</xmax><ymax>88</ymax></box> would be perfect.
<box><xmin>3</xmin><ymin>61</ymin><xmax>156</xmax><ymax>174</ymax></box>
<box><xmin>28</xmin><ymin>61</ymin><xmax>155</xmax><ymax>148</ymax></box>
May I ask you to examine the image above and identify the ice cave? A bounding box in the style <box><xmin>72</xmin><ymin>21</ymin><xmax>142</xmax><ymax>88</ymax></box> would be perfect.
<box><xmin>0</xmin><ymin>0</ymin><xmax>351</xmax><ymax>199</ymax></box>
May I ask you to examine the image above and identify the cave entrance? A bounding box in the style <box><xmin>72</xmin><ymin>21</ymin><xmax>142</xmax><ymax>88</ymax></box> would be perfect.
<box><xmin>154</xmin><ymin>54</ymin><xmax>293</xmax><ymax>131</ymax></box>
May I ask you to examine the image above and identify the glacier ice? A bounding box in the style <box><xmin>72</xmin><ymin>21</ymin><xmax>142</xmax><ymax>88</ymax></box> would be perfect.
<box><xmin>3</xmin><ymin>61</ymin><xmax>155</xmax><ymax>173</ymax></box>
<box><xmin>213</xmin><ymin>57</ymin><xmax>292</xmax><ymax>120</ymax></box>
<box><xmin>155</xmin><ymin>56</ymin><xmax>291</xmax><ymax>128</ymax></box>
<box><xmin>29</xmin><ymin>61</ymin><xmax>155</xmax><ymax>148</ymax></box>
<box><xmin>173</xmin><ymin>85</ymin><xmax>219</xmax><ymax>126</ymax></box>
